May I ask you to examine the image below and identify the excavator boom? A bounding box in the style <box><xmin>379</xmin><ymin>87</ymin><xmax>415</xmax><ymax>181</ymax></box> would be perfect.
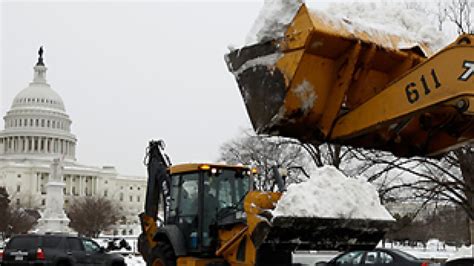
<box><xmin>226</xmin><ymin>4</ymin><xmax>474</xmax><ymax>157</ymax></box>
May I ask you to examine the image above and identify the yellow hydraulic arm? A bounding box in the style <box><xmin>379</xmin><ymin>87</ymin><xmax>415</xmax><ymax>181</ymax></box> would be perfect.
<box><xmin>226</xmin><ymin>4</ymin><xmax>474</xmax><ymax>157</ymax></box>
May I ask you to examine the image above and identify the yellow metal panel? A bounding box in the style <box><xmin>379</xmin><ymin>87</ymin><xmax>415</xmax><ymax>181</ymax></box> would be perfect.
<box><xmin>282</xmin><ymin>5</ymin><xmax>313</xmax><ymax>51</ymax></box>
<box><xmin>177</xmin><ymin>257</ymin><xmax>226</xmax><ymax>266</ymax></box>
<box><xmin>332</xmin><ymin>45</ymin><xmax>474</xmax><ymax>139</ymax></box>
<box><xmin>319</xmin><ymin>42</ymin><xmax>361</xmax><ymax>136</ymax></box>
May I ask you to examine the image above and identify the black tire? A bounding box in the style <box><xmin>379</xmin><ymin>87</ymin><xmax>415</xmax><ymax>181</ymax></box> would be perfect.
<box><xmin>147</xmin><ymin>242</ymin><xmax>176</xmax><ymax>266</ymax></box>
<box><xmin>56</xmin><ymin>260</ymin><xmax>70</xmax><ymax>266</ymax></box>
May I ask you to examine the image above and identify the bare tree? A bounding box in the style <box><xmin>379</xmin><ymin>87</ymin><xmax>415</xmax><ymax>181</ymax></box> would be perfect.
<box><xmin>0</xmin><ymin>187</ymin><xmax>40</xmax><ymax>237</ymax></box>
<box><xmin>444</xmin><ymin>0</ymin><xmax>474</xmax><ymax>34</ymax></box>
<box><xmin>7</xmin><ymin>207</ymin><xmax>40</xmax><ymax>236</ymax></box>
<box><xmin>349</xmin><ymin>146</ymin><xmax>474</xmax><ymax>241</ymax></box>
<box><xmin>0</xmin><ymin>187</ymin><xmax>10</xmax><ymax>239</ymax></box>
<box><xmin>219</xmin><ymin>130</ymin><xmax>312</xmax><ymax>190</ymax></box>
<box><xmin>66</xmin><ymin>196</ymin><xmax>122</xmax><ymax>237</ymax></box>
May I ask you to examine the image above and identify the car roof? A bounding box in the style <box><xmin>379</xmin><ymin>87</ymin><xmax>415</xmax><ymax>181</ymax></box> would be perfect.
<box><xmin>11</xmin><ymin>233</ymin><xmax>81</xmax><ymax>239</ymax></box>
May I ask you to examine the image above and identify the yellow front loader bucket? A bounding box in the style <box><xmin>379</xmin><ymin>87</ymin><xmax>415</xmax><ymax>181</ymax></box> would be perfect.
<box><xmin>226</xmin><ymin>4</ymin><xmax>474</xmax><ymax>157</ymax></box>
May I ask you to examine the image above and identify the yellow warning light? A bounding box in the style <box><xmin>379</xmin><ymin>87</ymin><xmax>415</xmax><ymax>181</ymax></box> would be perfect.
<box><xmin>251</xmin><ymin>168</ymin><xmax>258</xmax><ymax>174</ymax></box>
<box><xmin>200</xmin><ymin>165</ymin><xmax>211</xmax><ymax>170</ymax></box>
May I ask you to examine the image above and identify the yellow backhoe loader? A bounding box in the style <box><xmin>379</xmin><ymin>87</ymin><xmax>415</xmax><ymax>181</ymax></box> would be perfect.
<box><xmin>139</xmin><ymin>3</ymin><xmax>474</xmax><ymax>266</ymax></box>
<box><xmin>138</xmin><ymin>141</ymin><xmax>391</xmax><ymax>266</ymax></box>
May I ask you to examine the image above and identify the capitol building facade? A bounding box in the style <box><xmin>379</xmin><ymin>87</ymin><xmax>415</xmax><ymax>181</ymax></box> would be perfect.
<box><xmin>0</xmin><ymin>51</ymin><xmax>146</xmax><ymax>236</ymax></box>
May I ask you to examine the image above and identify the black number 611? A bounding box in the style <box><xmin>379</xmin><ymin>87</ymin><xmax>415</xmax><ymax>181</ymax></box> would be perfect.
<box><xmin>405</xmin><ymin>69</ymin><xmax>442</xmax><ymax>104</ymax></box>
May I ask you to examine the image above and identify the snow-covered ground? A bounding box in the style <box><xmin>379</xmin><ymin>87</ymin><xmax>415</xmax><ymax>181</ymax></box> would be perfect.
<box><xmin>125</xmin><ymin>255</ymin><xmax>146</xmax><ymax>266</ymax></box>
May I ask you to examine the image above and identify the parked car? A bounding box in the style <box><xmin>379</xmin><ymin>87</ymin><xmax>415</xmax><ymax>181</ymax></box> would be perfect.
<box><xmin>445</xmin><ymin>257</ymin><xmax>474</xmax><ymax>266</ymax></box>
<box><xmin>316</xmin><ymin>248</ymin><xmax>429</xmax><ymax>266</ymax></box>
<box><xmin>1</xmin><ymin>233</ymin><xmax>125</xmax><ymax>266</ymax></box>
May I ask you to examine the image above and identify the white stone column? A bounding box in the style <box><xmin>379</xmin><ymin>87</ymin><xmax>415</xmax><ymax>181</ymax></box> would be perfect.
<box><xmin>79</xmin><ymin>176</ymin><xmax>83</xmax><ymax>196</ymax></box>
<box><xmin>19</xmin><ymin>137</ymin><xmax>24</xmax><ymax>152</ymax></box>
<box><xmin>37</xmin><ymin>174</ymin><xmax>41</xmax><ymax>192</ymax></box>
<box><xmin>25</xmin><ymin>137</ymin><xmax>29</xmax><ymax>152</ymax></box>
<box><xmin>68</xmin><ymin>176</ymin><xmax>72</xmax><ymax>195</ymax></box>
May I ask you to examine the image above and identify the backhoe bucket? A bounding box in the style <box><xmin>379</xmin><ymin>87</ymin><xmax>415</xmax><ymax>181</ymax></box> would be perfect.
<box><xmin>267</xmin><ymin>216</ymin><xmax>394</xmax><ymax>251</ymax></box>
<box><xmin>226</xmin><ymin>4</ymin><xmax>429</xmax><ymax>141</ymax></box>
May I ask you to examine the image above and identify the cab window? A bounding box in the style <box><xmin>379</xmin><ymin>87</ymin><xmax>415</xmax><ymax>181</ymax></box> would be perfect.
<box><xmin>179</xmin><ymin>173</ymin><xmax>199</xmax><ymax>216</ymax></box>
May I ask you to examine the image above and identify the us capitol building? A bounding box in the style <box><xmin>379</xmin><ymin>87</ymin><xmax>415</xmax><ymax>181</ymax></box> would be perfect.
<box><xmin>0</xmin><ymin>49</ymin><xmax>146</xmax><ymax>236</ymax></box>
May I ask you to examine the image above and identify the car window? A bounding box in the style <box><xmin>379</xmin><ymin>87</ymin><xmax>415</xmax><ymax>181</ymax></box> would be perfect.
<box><xmin>7</xmin><ymin>236</ymin><xmax>39</xmax><ymax>249</ymax></box>
<box><xmin>82</xmin><ymin>239</ymin><xmax>101</xmax><ymax>253</ymax></box>
<box><xmin>335</xmin><ymin>251</ymin><xmax>364</xmax><ymax>265</ymax></box>
<box><xmin>42</xmin><ymin>236</ymin><xmax>62</xmax><ymax>248</ymax></box>
<box><xmin>378</xmin><ymin>251</ymin><xmax>394</xmax><ymax>264</ymax></box>
<box><xmin>365</xmin><ymin>251</ymin><xmax>377</xmax><ymax>264</ymax></box>
<box><xmin>66</xmin><ymin>238</ymin><xmax>83</xmax><ymax>251</ymax></box>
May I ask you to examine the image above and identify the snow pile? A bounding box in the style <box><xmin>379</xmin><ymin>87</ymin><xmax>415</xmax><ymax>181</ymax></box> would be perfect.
<box><xmin>245</xmin><ymin>0</ymin><xmax>303</xmax><ymax>44</ymax></box>
<box><xmin>244</xmin><ymin>1</ymin><xmax>449</xmax><ymax>53</ymax></box>
<box><xmin>325</xmin><ymin>2</ymin><xmax>449</xmax><ymax>52</ymax></box>
<box><xmin>125</xmin><ymin>255</ymin><xmax>146</xmax><ymax>266</ymax></box>
<box><xmin>447</xmin><ymin>245</ymin><xmax>474</xmax><ymax>261</ymax></box>
<box><xmin>273</xmin><ymin>165</ymin><xmax>394</xmax><ymax>220</ymax></box>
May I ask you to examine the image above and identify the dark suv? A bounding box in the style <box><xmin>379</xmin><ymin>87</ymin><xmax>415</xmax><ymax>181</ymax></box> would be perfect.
<box><xmin>1</xmin><ymin>234</ymin><xmax>125</xmax><ymax>266</ymax></box>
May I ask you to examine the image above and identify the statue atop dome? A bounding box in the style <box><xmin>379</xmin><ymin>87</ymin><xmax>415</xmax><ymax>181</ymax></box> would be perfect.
<box><xmin>36</xmin><ymin>46</ymin><xmax>45</xmax><ymax>66</ymax></box>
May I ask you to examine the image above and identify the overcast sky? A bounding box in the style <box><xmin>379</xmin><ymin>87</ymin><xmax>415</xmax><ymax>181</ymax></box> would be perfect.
<box><xmin>0</xmin><ymin>1</ymin><xmax>334</xmax><ymax>176</ymax></box>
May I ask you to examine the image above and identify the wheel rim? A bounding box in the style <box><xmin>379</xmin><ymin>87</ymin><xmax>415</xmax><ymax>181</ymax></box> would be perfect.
<box><xmin>152</xmin><ymin>258</ymin><xmax>165</xmax><ymax>266</ymax></box>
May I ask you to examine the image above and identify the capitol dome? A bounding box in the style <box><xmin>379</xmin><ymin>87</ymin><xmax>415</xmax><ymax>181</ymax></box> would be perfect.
<box><xmin>11</xmin><ymin>82</ymin><xmax>66</xmax><ymax>111</ymax></box>
<box><xmin>0</xmin><ymin>48</ymin><xmax>77</xmax><ymax>162</ymax></box>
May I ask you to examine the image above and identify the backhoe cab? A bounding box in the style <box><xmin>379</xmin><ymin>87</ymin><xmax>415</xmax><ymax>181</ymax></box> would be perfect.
<box><xmin>139</xmin><ymin>141</ymin><xmax>255</xmax><ymax>265</ymax></box>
